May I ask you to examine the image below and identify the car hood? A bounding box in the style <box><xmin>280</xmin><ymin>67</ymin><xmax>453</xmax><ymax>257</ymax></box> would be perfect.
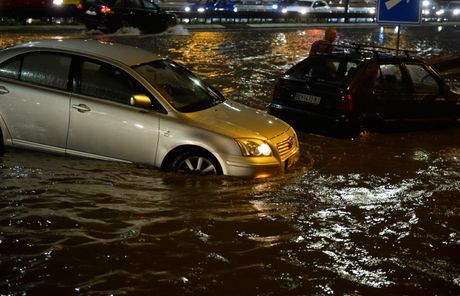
<box><xmin>188</xmin><ymin>100</ymin><xmax>291</xmax><ymax>140</ymax></box>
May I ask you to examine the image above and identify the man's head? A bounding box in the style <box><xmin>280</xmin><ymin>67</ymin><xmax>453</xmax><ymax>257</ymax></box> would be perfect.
<box><xmin>324</xmin><ymin>27</ymin><xmax>337</xmax><ymax>43</ymax></box>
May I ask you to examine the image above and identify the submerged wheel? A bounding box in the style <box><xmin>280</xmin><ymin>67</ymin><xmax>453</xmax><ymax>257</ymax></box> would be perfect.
<box><xmin>170</xmin><ymin>150</ymin><xmax>222</xmax><ymax>176</ymax></box>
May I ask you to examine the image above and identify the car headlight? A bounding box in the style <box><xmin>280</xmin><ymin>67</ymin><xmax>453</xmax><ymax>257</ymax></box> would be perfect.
<box><xmin>235</xmin><ymin>138</ymin><xmax>273</xmax><ymax>157</ymax></box>
<box><xmin>185</xmin><ymin>6</ymin><xmax>191</xmax><ymax>12</ymax></box>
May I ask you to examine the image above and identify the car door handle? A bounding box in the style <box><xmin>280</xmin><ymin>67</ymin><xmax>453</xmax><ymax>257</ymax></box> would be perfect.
<box><xmin>72</xmin><ymin>103</ymin><xmax>91</xmax><ymax>113</ymax></box>
<box><xmin>0</xmin><ymin>85</ymin><xmax>9</xmax><ymax>95</ymax></box>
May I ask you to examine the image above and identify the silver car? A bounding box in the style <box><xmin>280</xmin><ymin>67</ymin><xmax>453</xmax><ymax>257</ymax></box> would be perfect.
<box><xmin>0</xmin><ymin>39</ymin><xmax>299</xmax><ymax>178</ymax></box>
<box><xmin>281</xmin><ymin>0</ymin><xmax>331</xmax><ymax>15</ymax></box>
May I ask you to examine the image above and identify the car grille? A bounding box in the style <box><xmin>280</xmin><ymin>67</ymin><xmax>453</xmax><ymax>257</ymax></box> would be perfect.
<box><xmin>275</xmin><ymin>129</ymin><xmax>298</xmax><ymax>159</ymax></box>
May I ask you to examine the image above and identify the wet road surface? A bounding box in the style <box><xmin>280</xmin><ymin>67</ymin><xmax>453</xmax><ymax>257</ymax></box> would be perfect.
<box><xmin>0</xmin><ymin>24</ymin><xmax>459</xmax><ymax>295</ymax></box>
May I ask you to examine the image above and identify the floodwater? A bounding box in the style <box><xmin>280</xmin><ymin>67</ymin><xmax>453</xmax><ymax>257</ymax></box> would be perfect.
<box><xmin>0</xmin><ymin>24</ymin><xmax>459</xmax><ymax>295</ymax></box>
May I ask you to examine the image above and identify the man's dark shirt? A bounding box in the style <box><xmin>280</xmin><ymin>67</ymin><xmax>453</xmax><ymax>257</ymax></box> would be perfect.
<box><xmin>309</xmin><ymin>40</ymin><xmax>334</xmax><ymax>55</ymax></box>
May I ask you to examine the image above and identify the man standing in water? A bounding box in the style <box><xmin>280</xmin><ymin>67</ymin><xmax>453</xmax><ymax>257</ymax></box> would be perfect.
<box><xmin>309</xmin><ymin>27</ymin><xmax>338</xmax><ymax>55</ymax></box>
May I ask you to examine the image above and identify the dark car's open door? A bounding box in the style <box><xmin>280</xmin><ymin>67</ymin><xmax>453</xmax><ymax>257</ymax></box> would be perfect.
<box><xmin>425</xmin><ymin>53</ymin><xmax>460</xmax><ymax>93</ymax></box>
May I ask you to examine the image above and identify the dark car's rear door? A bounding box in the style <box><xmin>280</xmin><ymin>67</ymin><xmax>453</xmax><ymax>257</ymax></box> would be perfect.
<box><xmin>366</xmin><ymin>61</ymin><xmax>460</xmax><ymax>127</ymax></box>
<box><xmin>404</xmin><ymin>63</ymin><xmax>460</xmax><ymax>123</ymax></box>
<box><xmin>117</xmin><ymin>0</ymin><xmax>164</xmax><ymax>32</ymax></box>
<box><xmin>368</xmin><ymin>63</ymin><xmax>417</xmax><ymax>123</ymax></box>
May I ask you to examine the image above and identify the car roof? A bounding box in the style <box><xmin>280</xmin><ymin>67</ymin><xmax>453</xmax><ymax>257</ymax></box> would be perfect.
<box><xmin>313</xmin><ymin>49</ymin><xmax>424</xmax><ymax>64</ymax></box>
<box><xmin>5</xmin><ymin>39</ymin><xmax>162</xmax><ymax>67</ymax></box>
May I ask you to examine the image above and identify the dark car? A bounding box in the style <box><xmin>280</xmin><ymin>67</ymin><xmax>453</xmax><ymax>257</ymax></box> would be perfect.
<box><xmin>268</xmin><ymin>44</ymin><xmax>460</xmax><ymax>136</ymax></box>
<box><xmin>77</xmin><ymin>0</ymin><xmax>177</xmax><ymax>34</ymax></box>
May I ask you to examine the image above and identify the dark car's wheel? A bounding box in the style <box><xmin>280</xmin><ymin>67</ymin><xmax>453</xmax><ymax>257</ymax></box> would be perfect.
<box><xmin>170</xmin><ymin>150</ymin><xmax>222</xmax><ymax>176</ymax></box>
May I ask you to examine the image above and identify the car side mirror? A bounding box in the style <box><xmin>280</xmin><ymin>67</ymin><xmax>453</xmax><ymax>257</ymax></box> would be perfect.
<box><xmin>130</xmin><ymin>94</ymin><xmax>152</xmax><ymax>107</ymax></box>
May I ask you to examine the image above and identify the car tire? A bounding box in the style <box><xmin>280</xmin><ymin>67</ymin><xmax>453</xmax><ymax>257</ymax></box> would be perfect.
<box><xmin>169</xmin><ymin>149</ymin><xmax>222</xmax><ymax>176</ymax></box>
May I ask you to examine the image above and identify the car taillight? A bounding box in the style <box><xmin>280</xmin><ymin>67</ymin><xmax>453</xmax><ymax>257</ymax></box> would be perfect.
<box><xmin>336</xmin><ymin>92</ymin><xmax>353</xmax><ymax>112</ymax></box>
<box><xmin>100</xmin><ymin>6</ymin><xmax>114</xmax><ymax>14</ymax></box>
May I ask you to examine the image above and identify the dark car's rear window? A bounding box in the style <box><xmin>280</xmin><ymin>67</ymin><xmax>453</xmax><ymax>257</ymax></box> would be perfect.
<box><xmin>286</xmin><ymin>57</ymin><xmax>361</xmax><ymax>82</ymax></box>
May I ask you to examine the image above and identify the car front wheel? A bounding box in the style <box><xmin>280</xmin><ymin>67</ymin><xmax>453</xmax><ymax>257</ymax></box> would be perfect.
<box><xmin>170</xmin><ymin>150</ymin><xmax>222</xmax><ymax>176</ymax></box>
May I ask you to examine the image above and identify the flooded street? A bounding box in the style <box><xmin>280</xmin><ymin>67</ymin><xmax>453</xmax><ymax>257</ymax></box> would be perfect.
<box><xmin>1</xmin><ymin>24</ymin><xmax>459</xmax><ymax>294</ymax></box>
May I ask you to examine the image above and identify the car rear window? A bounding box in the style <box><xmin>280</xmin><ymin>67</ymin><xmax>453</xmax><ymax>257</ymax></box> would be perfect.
<box><xmin>286</xmin><ymin>57</ymin><xmax>360</xmax><ymax>82</ymax></box>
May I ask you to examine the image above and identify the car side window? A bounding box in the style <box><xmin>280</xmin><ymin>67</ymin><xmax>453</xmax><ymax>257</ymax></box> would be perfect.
<box><xmin>113</xmin><ymin>0</ymin><xmax>124</xmax><ymax>8</ymax></box>
<box><xmin>404</xmin><ymin>63</ymin><xmax>439</xmax><ymax>94</ymax></box>
<box><xmin>126</xmin><ymin>0</ymin><xmax>143</xmax><ymax>8</ymax></box>
<box><xmin>374</xmin><ymin>64</ymin><xmax>411</xmax><ymax>94</ymax></box>
<box><xmin>20</xmin><ymin>52</ymin><xmax>71</xmax><ymax>90</ymax></box>
<box><xmin>313</xmin><ymin>1</ymin><xmax>326</xmax><ymax>8</ymax></box>
<box><xmin>143</xmin><ymin>0</ymin><xmax>158</xmax><ymax>10</ymax></box>
<box><xmin>0</xmin><ymin>56</ymin><xmax>21</xmax><ymax>80</ymax></box>
<box><xmin>78</xmin><ymin>60</ymin><xmax>143</xmax><ymax>105</ymax></box>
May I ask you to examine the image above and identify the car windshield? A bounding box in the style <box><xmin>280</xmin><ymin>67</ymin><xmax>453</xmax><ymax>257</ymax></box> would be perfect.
<box><xmin>134</xmin><ymin>59</ymin><xmax>225</xmax><ymax>112</ymax></box>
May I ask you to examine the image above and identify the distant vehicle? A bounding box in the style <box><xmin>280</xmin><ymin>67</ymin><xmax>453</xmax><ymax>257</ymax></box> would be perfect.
<box><xmin>185</xmin><ymin>0</ymin><xmax>238</xmax><ymax>13</ymax></box>
<box><xmin>280</xmin><ymin>0</ymin><xmax>331</xmax><ymax>14</ymax></box>
<box><xmin>0</xmin><ymin>0</ymin><xmax>76</xmax><ymax>18</ymax></box>
<box><xmin>77</xmin><ymin>0</ymin><xmax>177</xmax><ymax>34</ymax></box>
<box><xmin>0</xmin><ymin>39</ymin><xmax>300</xmax><ymax>178</ymax></box>
<box><xmin>421</xmin><ymin>0</ymin><xmax>444</xmax><ymax>21</ymax></box>
<box><xmin>445</xmin><ymin>1</ymin><xmax>460</xmax><ymax>19</ymax></box>
<box><xmin>268</xmin><ymin>44</ymin><xmax>460</xmax><ymax>136</ymax></box>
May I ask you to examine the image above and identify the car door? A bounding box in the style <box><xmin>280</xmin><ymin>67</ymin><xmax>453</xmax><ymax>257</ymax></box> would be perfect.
<box><xmin>404</xmin><ymin>63</ymin><xmax>459</xmax><ymax>123</ymax></box>
<box><xmin>121</xmin><ymin>0</ymin><xmax>147</xmax><ymax>27</ymax></box>
<box><xmin>0</xmin><ymin>52</ymin><xmax>71</xmax><ymax>152</ymax></box>
<box><xmin>368</xmin><ymin>63</ymin><xmax>418</xmax><ymax>123</ymax></box>
<box><xmin>66</xmin><ymin>58</ymin><xmax>161</xmax><ymax>165</ymax></box>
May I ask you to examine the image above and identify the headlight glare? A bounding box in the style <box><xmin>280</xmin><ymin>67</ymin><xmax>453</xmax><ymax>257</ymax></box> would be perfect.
<box><xmin>235</xmin><ymin>139</ymin><xmax>273</xmax><ymax>157</ymax></box>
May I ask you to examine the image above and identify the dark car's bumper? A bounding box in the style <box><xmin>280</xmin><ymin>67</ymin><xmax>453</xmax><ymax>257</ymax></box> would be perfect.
<box><xmin>268</xmin><ymin>102</ymin><xmax>360</xmax><ymax>136</ymax></box>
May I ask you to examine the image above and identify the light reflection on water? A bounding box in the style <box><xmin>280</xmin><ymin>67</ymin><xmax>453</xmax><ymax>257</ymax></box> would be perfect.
<box><xmin>0</xmin><ymin>25</ymin><xmax>460</xmax><ymax>294</ymax></box>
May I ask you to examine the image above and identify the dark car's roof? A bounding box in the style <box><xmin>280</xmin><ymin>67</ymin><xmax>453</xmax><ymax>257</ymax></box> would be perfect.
<box><xmin>315</xmin><ymin>45</ymin><xmax>425</xmax><ymax>64</ymax></box>
<box><xmin>306</xmin><ymin>51</ymin><xmax>427</xmax><ymax>71</ymax></box>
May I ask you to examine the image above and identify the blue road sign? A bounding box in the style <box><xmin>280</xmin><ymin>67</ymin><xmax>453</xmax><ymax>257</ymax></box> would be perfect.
<box><xmin>377</xmin><ymin>0</ymin><xmax>421</xmax><ymax>24</ymax></box>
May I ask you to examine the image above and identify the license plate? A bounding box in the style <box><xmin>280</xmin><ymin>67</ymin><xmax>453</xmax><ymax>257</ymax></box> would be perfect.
<box><xmin>85</xmin><ymin>10</ymin><xmax>97</xmax><ymax>16</ymax></box>
<box><xmin>293</xmin><ymin>93</ymin><xmax>321</xmax><ymax>105</ymax></box>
